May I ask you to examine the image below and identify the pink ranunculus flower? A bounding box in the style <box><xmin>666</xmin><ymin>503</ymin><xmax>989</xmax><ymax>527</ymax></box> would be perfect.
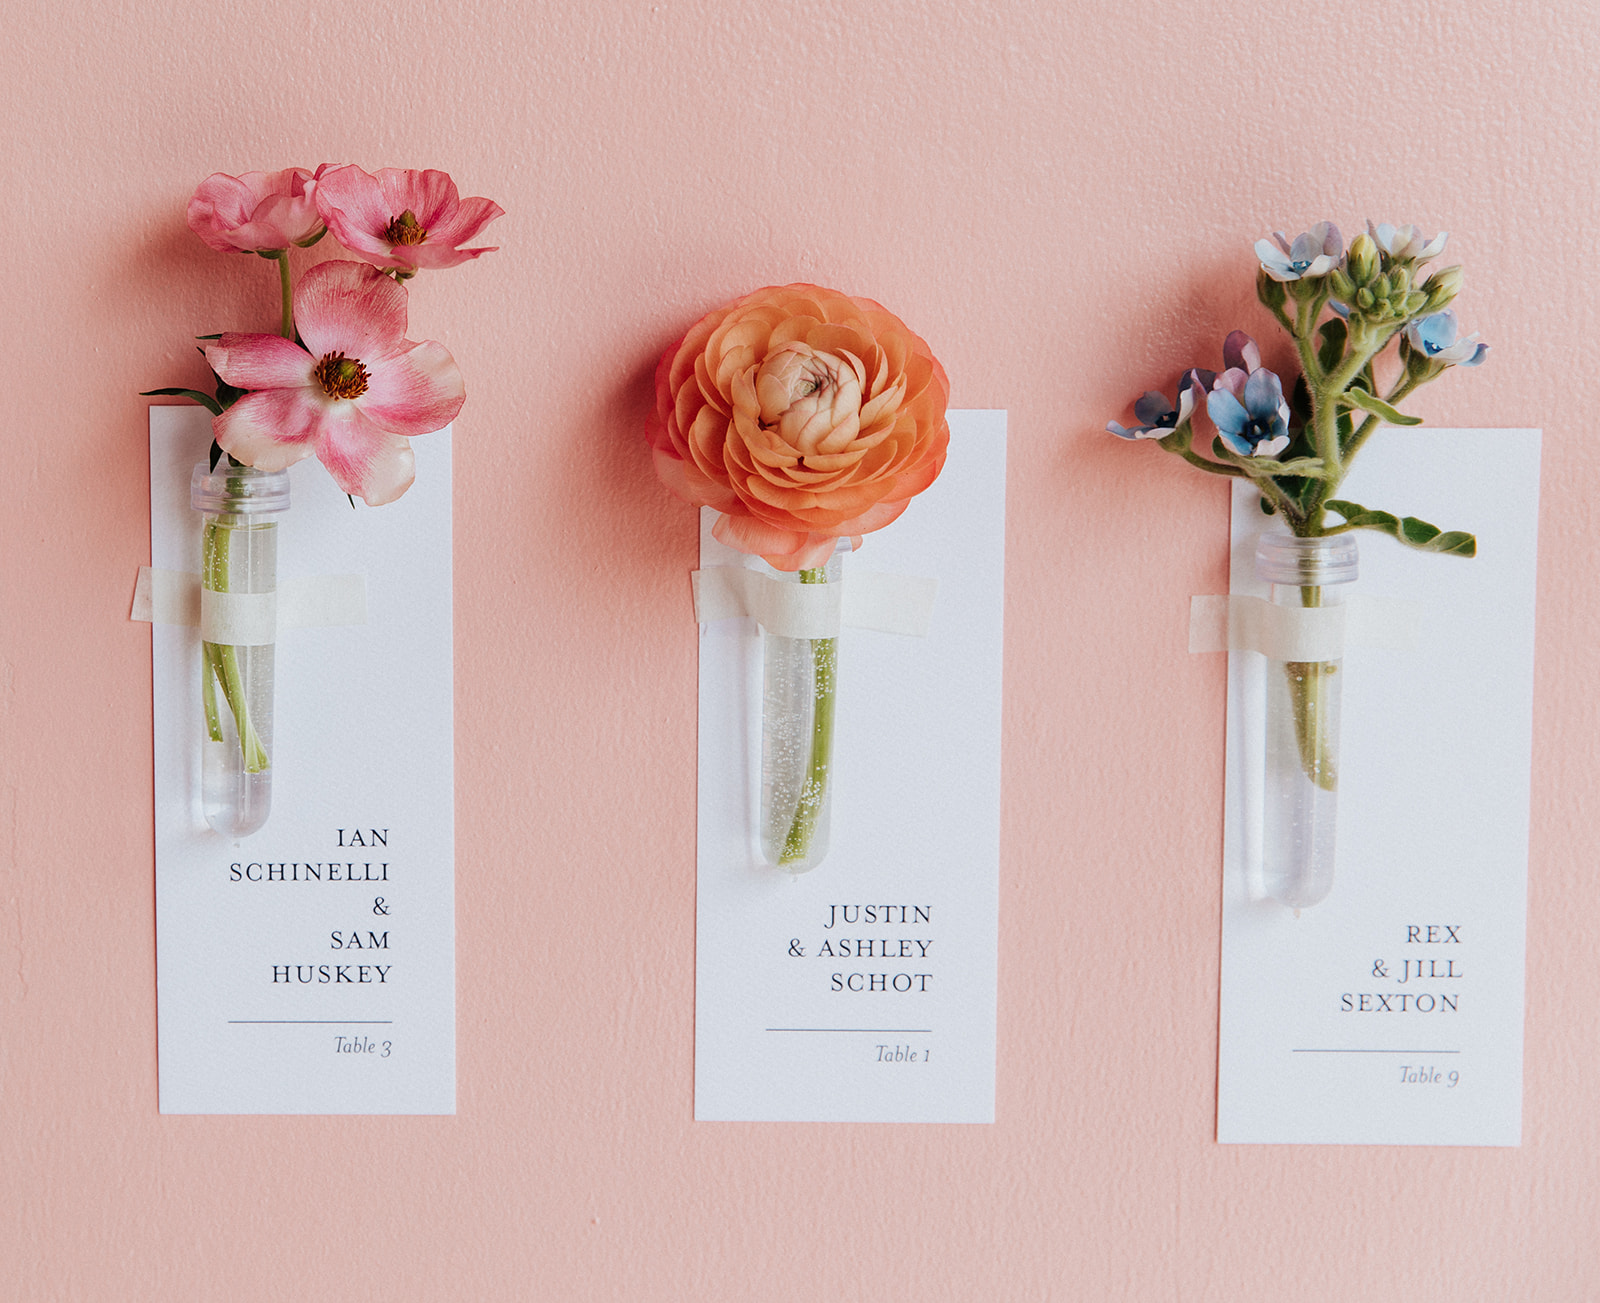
<box><xmin>314</xmin><ymin>165</ymin><xmax>503</xmax><ymax>274</ymax></box>
<box><xmin>186</xmin><ymin>168</ymin><xmax>324</xmax><ymax>254</ymax></box>
<box><xmin>204</xmin><ymin>260</ymin><xmax>464</xmax><ymax>506</ymax></box>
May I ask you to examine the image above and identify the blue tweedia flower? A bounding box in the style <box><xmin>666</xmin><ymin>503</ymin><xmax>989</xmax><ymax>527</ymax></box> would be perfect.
<box><xmin>1255</xmin><ymin>222</ymin><xmax>1343</xmax><ymax>282</ymax></box>
<box><xmin>1207</xmin><ymin>368</ymin><xmax>1291</xmax><ymax>457</ymax></box>
<box><xmin>1222</xmin><ymin>330</ymin><xmax>1261</xmax><ymax>375</ymax></box>
<box><xmin>1405</xmin><ymin>310</ymin><xmax>1487</xmax><ymax>366</ymax></box>
<box><xmin>1368</xmin><ymin>221</ymin><xmax>1448</xmax><ymax>263</ymax></box>
<box><xmin>1107</xmin><ymin>370</ymin><xmax>1212</xmax><ymax>439</ymax></box>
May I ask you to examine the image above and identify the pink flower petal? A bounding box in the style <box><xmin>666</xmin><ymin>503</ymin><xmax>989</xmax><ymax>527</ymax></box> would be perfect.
<box><xmin>293</xmin><ymin>261</ymin><xmax>408</xmax><ymax>362</ymax></box>
<box><xmin>712</xmin><ymin>512</ymin><xmax>810</xmax><ymax>566</ymax></box>
<box><xmin>716</xmin><ymin>514</ymin><xmax>862</xmax><ymax>570</ymax></box>
<box><xmin>360</xmin><ymin>340</ymin><xmax>465</xmax><ymax>437</ymax></box>
<box><xmin>376</xmin><ymin>169</ymin><xmax>460</xmax><ymax>229</ymax></box>
<box><xmin>205</xmin><ymin>333</ymin><xmax>315</xmax><ymax>390</ymax></box>
<box><xmin>313</xmin><ymin>403</ymin><xmax>418</xmax><ymax>505</ymax></box>
<box><xmin>212</xmin><ymin>389</ymin><xmax>327</xmax><ymax>471</ymax></box>
<box><xmin>314</xmin><ymin>165</ymin><xmax>501</xmax><ymax>272</ymax></box>
<box><xmin>313</xmin><ymin>165</ymin><xmax>395</xmax><ymax>259</ymax></box>
<box><xmin>652</xmin><ymin>446</ymin><xmax>741</xmax><ymax>514</ymax></box>
<box><xmin>823</xmin><ymin>498</ymin><xmax>908</xmax><ymax>537</ymax></box>
<box><xmin>393</xmin><ymin>242</ymin><xmax>498</xmax><ymax>272</ymax></box>
<box><xmin>430</xmin><ymin>195</ymin><xmax>504</xmax><ymax>248</ymax></box>
<box><xmin>187</xmin><ymin>169</ymin><xmax>319</xmax><ymax>253</ymax></box>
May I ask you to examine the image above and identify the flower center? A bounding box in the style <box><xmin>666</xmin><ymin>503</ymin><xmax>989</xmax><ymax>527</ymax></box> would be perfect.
<box><xmin>384</xmin><ymin>209</ymin><xmax>427</xmax><ymax>246</ymax></box>
<box><xmin>313</xmin><ymin>351</ymin><xmax>369</xmax><ymax>400</ymax></box>
<box><xmin>1290</xmin><ymin>258</ymin><xmax>1312</xmax><ymax>273</ymax></box>
<box><xmin>1242</xmin><ymin>417</ymin><xmax>1275</xmax><ymax>444</ymax></box>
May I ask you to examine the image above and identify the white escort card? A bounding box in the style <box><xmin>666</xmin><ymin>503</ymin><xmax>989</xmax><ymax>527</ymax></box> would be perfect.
<box><xmin>148</xmin><ymin>407</ymin><xmax>454</xmax><ymax>1114</ymax></box>
<box><xmin>1216</xmin><ymin>429</ymin><xmax>1540</xmax><ymax>1145</ymax></box>
<box><xmin>694</xmin><ymin>411</ymin><xmax>1005</xmax><ymax>1124</ymax></box>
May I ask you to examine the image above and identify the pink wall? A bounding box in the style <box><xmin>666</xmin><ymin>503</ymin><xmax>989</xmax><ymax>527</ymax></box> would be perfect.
<box><xmin>3</xmin><ymin>0</ymin><xmax>1597</xmax><ymax>1297</ymax></box>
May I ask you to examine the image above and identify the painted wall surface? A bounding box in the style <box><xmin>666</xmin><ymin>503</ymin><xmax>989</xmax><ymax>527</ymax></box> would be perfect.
<box><xmin>3</xmin><ymin>1</ymin><xmax>1597</xmax><ymax>1298</ymax></box>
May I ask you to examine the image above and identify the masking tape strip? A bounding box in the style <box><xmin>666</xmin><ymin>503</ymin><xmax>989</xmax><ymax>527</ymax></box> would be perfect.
<box><xmin>131</xmin><ymin>567</ymin><xmax>367</xmax><ymax>640</ymax></box>
<box><xmin>691</xmin><ymin>566</ymin><xmax>937</xmax><ymax>639</ymax></box>
<box><xmin>1189</xmin><ymin>593</ymin><xmax>1419</xmax><ymax>659</ymax></box>
<box><xmin>131</xmin><ymin>567</ymin><xmax>198</xmax><ymax>628</ymax></box>
<box><xmin>200</xmin><ymin>589</ymin><xmax>277</xmax><ymax>645</ymax></box>
<box><xmin>840</xmin><ymin>570</ymin><xmax>940</xmax><ymax>637</ymax></box>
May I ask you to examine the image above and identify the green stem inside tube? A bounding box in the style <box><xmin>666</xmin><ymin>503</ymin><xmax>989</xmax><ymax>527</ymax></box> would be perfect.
<box><xmin>202</xmin><ymin>513</ymin><xmax>270</xmax><ymax>773</ymax></box>
<box><xmin>779</xmin><ymin>566</ymin><xmax>836</xmax><ymax>866</ymax></box>
<box><xmin>1283</xmin><ymin>583</ymin><xmax>1337</xmax><ymax>792</ymax></box>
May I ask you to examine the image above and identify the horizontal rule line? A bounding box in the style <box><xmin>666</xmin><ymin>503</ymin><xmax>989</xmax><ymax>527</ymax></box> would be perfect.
<box><xmin>228</xmin><ymin>1020</ymin><xmax>395</xmax><ymax>1025</ymax></box>
<box><xmin>765</xmin><ymin>1028</ymin><xmax>933</xmax><ymax>1034</ymax></box>
<box><xmin>1292</xmin><ymin>1048</ymin><xmax>1460</xmax><ymax>1054</ymax></box>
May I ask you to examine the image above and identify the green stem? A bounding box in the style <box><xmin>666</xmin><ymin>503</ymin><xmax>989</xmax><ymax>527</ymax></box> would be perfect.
<box><xmin>1239</xmin><ymin>467</ymin><xmax>1300</xmax><ymax>522</ymax></box>
<box><xmin>1291</xmin><ymin>294</ymin><xmax>1318</xmax><ymax>381</ymax></box>
<box><xmin>1301</xmin><ymin>322</ymin><xmax>1405</xmax><ymax>531</ymax></box>
<box><xmin>779</xmin><ymin>567</ymin><xmax>836</xmax><ymax>866</ymax></box>
<box><xmin>1283</xmin><ymin>585</ymin><xmax>1338</xmax><ymax>791</ymax></box>
<box><xmin>202</xmin><ymin>515</ymin><xmax>270</xmax><ymax>773</ymax></box>
<box><xmin>1341</xmin><ymin>371</ymin><xmax>1423</xmax><ymax>466</ymax></box>
<box><xmin>1173</xmin><ymin>445</ymin><xmax>1244</xmax><ymax>477</ymax></box>
<box><xmin>275</xmin><ymin>251</ymin><xmax>293</xmax><ymax>339</ymax></box>
<box><xmin>1162</xmin><ymin>425</ymin><xmax>1301</xmax><ymax>526</ymax></box>
<box><xmin>202</xmin><ymin>644</ymin><xmax>222</xmax><ymax>743</ymax></box>
<box><xmin>1263</xmin><ymin>295</ymin><xmax>1296</xmax><ymax>338</ymax></box>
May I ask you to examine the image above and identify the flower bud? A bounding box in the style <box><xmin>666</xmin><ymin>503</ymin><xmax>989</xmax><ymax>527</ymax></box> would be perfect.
<box><xmin>1348</xmin><ymin>232</ymin><xmax>1379</xmax><ymax>286</ymax></box>
<box><xmin>1391</xmin><ymin>266</ymin><xmax>1412</xmax><ymax>294</ymax></box>
<box><xmin>1256</xmin><ymin>268</ymin><xmax>1288</xmax><ymax>313</ymax></box>
<box><xmin>1355</xmin><ymin>286</ymin><xmax>1376</xmax><ymax>311</ymax></box>
<box><xmin>1401</xmin><ymin>334</ymin><xmax>1443</xmax><ymax>382</ymax></box>
<box><xmin>1403</xmin><ymin>290</ymin><xmax>1430</xmax><ymax>316</ymax></box>
<box><xmin>1328</xmin><ymin>267</ymin><xmax>1356</xmax><ymax>300</ymax></box>
<box><xmin>1424</xmin><ymin>264</ymin><xmax>1464</xmax><ymax>310</ymax></box>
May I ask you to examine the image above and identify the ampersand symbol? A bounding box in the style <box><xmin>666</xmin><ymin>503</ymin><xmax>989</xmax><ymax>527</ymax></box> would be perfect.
<box><xmin>373</xmin><ymin>898</ymin><xmax>390</xmax><ymax>916</ymax></box>
<box><xmin>1371</xmin><ymin>959</ymin><xmax>1388</xmax><ymax>978</ymax></box>
<box><xmin>789</xmin><ymin>939</ymin><xmax>805</xmax><ymax>957</ymax></box>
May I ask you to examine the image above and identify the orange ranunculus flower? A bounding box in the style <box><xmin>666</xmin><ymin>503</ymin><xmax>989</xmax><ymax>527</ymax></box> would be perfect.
<box><xmin>648</xmin><ymin>284</ymin><xmax>950</xmax><ymax>571</ymax></box>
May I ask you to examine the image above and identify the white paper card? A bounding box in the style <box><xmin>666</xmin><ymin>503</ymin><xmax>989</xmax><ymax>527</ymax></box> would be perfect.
<box><xmin>694</xmin><ymin>410</ymin><xmax>1005</xmax><ymax>1124</ymax></box>
<box><xmin>1217</xmin><ymin>429</ymin><xmax>1540</xmax><ymax>1145</ymax></box>
<box><xmin>150</xmin><ymin>407</ymin><xmax>454</xmax><ymax>1115</ymax></box>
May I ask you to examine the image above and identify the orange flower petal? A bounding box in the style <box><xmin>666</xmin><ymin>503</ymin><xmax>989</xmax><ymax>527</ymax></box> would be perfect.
<box><xmin>647</xmin><ymin>283</ymin><xmax>948</xmax><ymax>568</ymax></box>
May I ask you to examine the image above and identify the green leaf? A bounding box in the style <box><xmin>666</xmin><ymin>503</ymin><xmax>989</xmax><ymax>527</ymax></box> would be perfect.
<box><xmin>1339</xmin><ymin>387</ymin><xmax>1423</xmax><ymax>425</ymax></box>
<box><xmin>141</xmin><ymin>387</ymin><xmax>223</xmax><ymax>416</ymax></box>
<box><xmin>1324</xmin><ymin>500</ymin><xmax>1476</xmax><ymax>556</ymax></box>
<box><xmin>1317</xmin><ymin>317</ymin><xmax>1347</xmax><ymax>373</ymax></box>
<box><xmin>1265</xmin><ymin>456</ymin><xmax>1326</xmax><ymax>478</ymax></box>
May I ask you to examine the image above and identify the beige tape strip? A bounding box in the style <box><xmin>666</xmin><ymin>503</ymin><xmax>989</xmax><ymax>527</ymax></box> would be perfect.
<box><xmin>841</xmin><ymin>570</ymin><xmax>940</xmax><ymax>637</ymax></box>
<box><xmin>1189</xmin><ymin>593</ymin><xmax>1419</xmax><ymax>659</ymax></box>
<box><xmin>691</xmin><ymin>566</ymin><xmax>938</xmax><ymax>638</ymax></box>
<box><xmin>200</xmin><ymin>588</ymin><xmax>277</xmax><ymax>645</ymax></box>
<box><xmin>131</xmin><ymin>567</ymin><xmax>367</xmax><ymax>641</ymax></box>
